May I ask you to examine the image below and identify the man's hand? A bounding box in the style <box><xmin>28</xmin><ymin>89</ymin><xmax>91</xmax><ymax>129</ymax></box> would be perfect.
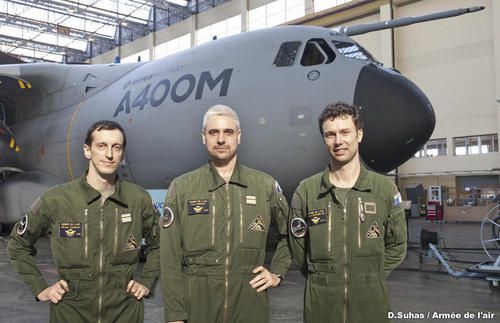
<box><xmin>249</xmin><ymin>266</ymin><xmax>282</xmax><ymax>292</ymax></box>
<box><xmin>37</xmin><ymin>280</ymin><xmax>69</xmax><ymax>304</ymax></box>
<box><xmin>126</xmin><ymin>280</ymin><xmax>150</xmax><ymax>300</ymax></box>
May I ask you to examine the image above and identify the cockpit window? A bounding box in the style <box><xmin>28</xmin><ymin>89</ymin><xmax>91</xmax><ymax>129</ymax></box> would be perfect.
<box><xmin>332</xmin><ymin>40</ymin><xmax>376</xmax><ymax>62</ymax></box>
<box><xmin>273</xmin><ymin>41</ymin><xmax>301</xmax><ymax>67</ymax></box>
<box><xmin>300</xmin><ymin>38</ymin><xmax>336</xmax><ymax>66</ymax></box>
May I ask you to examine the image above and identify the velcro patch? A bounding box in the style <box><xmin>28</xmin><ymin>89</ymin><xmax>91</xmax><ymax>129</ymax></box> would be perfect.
<box><xmin>122</xmin><ymin>233</ymin><xmax>139</xmax><ymax>252</ymax></box>
<box><xmin>246</xmin><ymin>195</ymin><xmax>257</xmax><ymax>205</ymax></box>
<box><xmin>121</xmin><ymin>213</ymin><xmax>132</xmax><ymax>223</ymax></box>
<box><xmin>364</xmin><ymin>202</ymin><xmax>377</xmax><ymax>214</ymax></box>
<box><xmin>59</xmin><ymin>222</ymin><xmax>82</xmax><ymax>238</ymax></box>
<box><xmin>187</xmin><ymin>199</ymin><xmax>209</xmax><ymax>215</ymax></box>
<box><xmin>365</xmin><ymin>221</ymin><xmax>382</xmax><ymax>239</ymax></box>
<box><xmin>307</xmin><ymin>209</ymin><xmax>327</xmax><ymax>226</ymax></box>
<box><xmin>248</xmin><ymin>214</ymin><xmax>266</xmax><ymax>232</ymax></box>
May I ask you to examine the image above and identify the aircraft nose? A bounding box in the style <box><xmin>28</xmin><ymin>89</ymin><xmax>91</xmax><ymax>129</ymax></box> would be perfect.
<box><xmin>353</xmin><ymin>64</ymin><xmax>435</xmax><ymax>173</ymax></box>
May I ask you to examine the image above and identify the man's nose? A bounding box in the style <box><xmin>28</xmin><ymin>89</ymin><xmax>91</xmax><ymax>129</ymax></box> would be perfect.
<box><xmin>334</xmin><ymin>135</ymin><xmax>343</xmax><ymax>145</ymax></box>
<box><xmin>105</xmin><ymin>147</ymin><xmax>113</xmax><ymax>159</ymax></box>
<box><xmin>217</xmin><ymin>133</ymin><xmax>225</xmax><ymax>144</ymax></box>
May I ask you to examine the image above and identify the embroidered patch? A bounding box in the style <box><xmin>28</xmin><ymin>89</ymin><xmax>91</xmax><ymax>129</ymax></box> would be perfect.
<box><xmin>121</xmin><ymin>213</ymin><xmax>132</xmax><ymax>223</ymax></box>
<box><xmin>248</xmin><ymin>214</ymin><xmax>266</xmax><ymax>232</ymax></box>
<box><xmin>246</xmin><ymin>195</ymin><xmax>257</xmax><ymax>205</ymax></box>
<box><xmin>123</xmin><ymin>233</ymin><xmax>140</xmax><ymax>251</ymax></box>
<box><xmin>187</xmin><ymin>199</ymin><xmax>209</xmax><ymax>215</ymax></box>
<box><xmin>290</xmin><ymin>217</ymin><xmax>307</xmax><ymax>238</ymax></box>
<box><xmin>393</xmin><ymin>193</ymin><xmax>402</xmax><ymax>207</ymax></box>
<box><xmin>17</xmin><ymin>215</ymin><xmax>28</xmax><ymax>236</ymax></box>
<box><xmin>59</xmin><ymin>222</ymin><xmax>82</xmax><ymax>238</ymax></box>
<box><xmin>365</xmin><ymin>221</ymin><xmax>382</xmax><ymax>239</ymax></box>
<box><xmin>364</xmin><ymin>202</ymin><xmax>377</xmax><ymax>214</ymax></box>
<box><xmin>161</xmin><ymin>206</ymin><xmax>175</xmax><ymax>228</ymax></box>
<box><xmin>307</xmin><ymin>209</ymin><xmax>327</xmax><ymax>226</ymax></box>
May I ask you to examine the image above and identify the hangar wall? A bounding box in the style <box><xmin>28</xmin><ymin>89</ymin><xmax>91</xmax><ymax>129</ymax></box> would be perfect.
<box><xmin>90</xmin><ymin>0</ymin><xmax>500</xmax><ymax>205</ymax></box>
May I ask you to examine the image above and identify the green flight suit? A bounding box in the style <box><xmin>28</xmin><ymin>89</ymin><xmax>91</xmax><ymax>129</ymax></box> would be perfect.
<box><xmin>160</xmin><ymin>161</ymin><xmax>291</xmax><ymax>323</ymax></box>
<box><xmin>289</xmin><ymin>165</ymin><xmax>407</xmax><ymax>323</ymax></box>
<box><xmin>7</xmin><ymin>174</ymin><xmax>160</xmax><ymax>323</ymax></box>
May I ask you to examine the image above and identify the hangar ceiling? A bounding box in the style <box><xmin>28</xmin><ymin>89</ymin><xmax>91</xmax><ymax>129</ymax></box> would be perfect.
<box><xmin>0</xmin><ymin>0</ymin><xmax>228</xmax><ymax>63</ymax></box>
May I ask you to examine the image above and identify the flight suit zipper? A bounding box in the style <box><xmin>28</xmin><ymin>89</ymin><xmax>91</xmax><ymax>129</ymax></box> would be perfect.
<box><xmin>358</xmin><ymin>197</ymin><xmax>363</xmax><ymax>249</ymax></box>
<box><xmin>342</xmin><ymin>192</ymin><xmax>350</xmax><ymax>323</ymax></box>
<box><xmin>212</xmin><ymin>192</ymin><xmax>216</xmax><ymax>247</ymax></box>
<box><xmin>84</xmin><ymin>209</ymin><xmax>88</xmax><ymax>261</ymax></box>
<box><xmin>114</xmin><ymin>208</ymin><xmax>119</xmax><ymax>256</ymax></box>
<box><xmin>223</xmin><ymin>183</ymin><xmax>231</xmax><ymax>323</ymax></box>
<box><xmin>98</xmin><ymin>207</ymin><xmax>104</xmax><ymax>323</ymax></box>
<box><xmin>327</xmin><ymin>202</ymin><xmax>332</xmax><ymax>252</ymax></box>
<box><xmin>239</xmin><ymin>190</ymin><xmax>243</xmax><ymax>244</ymax></box>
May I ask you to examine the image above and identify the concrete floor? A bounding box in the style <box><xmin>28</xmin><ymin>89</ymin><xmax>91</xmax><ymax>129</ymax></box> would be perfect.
<box><xmin>1</xmin><ymin>217</ymin><xmax>499</xmax><ymax>323</ymax></box>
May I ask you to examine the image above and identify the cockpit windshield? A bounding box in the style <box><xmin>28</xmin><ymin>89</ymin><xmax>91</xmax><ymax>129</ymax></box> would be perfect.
<box><xmin>332</xmin><ymin>40</ymin><xmax>380</xmax><ymax>64</ymax></box>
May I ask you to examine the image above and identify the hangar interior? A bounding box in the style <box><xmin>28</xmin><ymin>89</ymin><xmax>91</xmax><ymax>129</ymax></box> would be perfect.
<box><xmin>1</xmin><ymin>0</ymin><xmax>499</xmax><ymax>220</ymax></box>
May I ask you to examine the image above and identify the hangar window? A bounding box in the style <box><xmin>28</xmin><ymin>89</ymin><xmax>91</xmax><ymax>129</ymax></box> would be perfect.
<box><xmin>332</xmin><ymin>40</ymin><xmax>375</xmax><ymax>62</ymax></box>
<box><xmin>300</xmin><ymin>39</ymin><xmax>335</xmax><ymax>66</ymax></box>
<box><xmin>414</xmin><ymin>138</ymin><xmax>447</xmax><ymax>158</ymax></box>
<box><xmin>454</xmin><ymin>134</ymin><xmax>498</xmax><ymax>156</ymax></box>
<box><xmin>273</xmin><ymin>41</ymin><xmax>302</xmax><ymax>67</ymax></box>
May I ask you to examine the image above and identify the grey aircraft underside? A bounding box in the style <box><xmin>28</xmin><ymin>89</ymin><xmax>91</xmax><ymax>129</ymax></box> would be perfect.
<box><xmin>0</xmin><ymin>6</ymin><xmax>484</xmax><ymax>224</ymax></box>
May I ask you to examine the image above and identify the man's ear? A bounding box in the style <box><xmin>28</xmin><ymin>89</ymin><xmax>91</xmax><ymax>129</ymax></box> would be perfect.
<box><xmin>83</xmin><ymin>144</ymin><xmax>91</xmax><ymax>160</ymax></box>
<box><xmin>357</xmin><ymin>128</ymin><xmax>363</xmax><ymax>143</ymax></box>
<box><xmin>201</xmin><ymin>129</ymin><xmax>207</xmax><ymax>145</ymax></box>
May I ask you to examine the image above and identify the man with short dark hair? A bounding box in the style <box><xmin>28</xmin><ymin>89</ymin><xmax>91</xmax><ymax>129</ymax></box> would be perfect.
<box><xmin>160</xmin><ymin>104</ymin><xmax>291</xmax><ymax>323</ymax></box>
<box><xmin>289</xmin><ymin>102</ymin><xmax>407</xmax><ymax>323</ymax></box>
<box><xmin>8</xmin><ymin>120</ymin><xmax>160</xmax><ymax>323</ymax></box>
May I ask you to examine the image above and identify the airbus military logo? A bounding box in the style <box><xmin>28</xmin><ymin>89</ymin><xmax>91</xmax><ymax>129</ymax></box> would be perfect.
<box><xmin>248</xmin><ymin>214</ymin><xmax>266</xmax><ymax>232</ymax></box>
<box><xmin>291</xmin><ymin>217</ymin><xmax>307</xmax><ymax>238</ymax></box>
<box><xmin>161</xmin><ymin>206</ymin><xmax>175</xmax><ymax>228</ymax></box>
<box><xmin>365</xmin><ymin>221</ymin><xmax>382</xmax><ymax>239</ymax></box>
<box><xmin>16</xmin><ymin>215</ymin><xmax>28</xmax><ymax>236</ymax></box>
<box><xmin>123</xmin><ymin>233</ymin><xmax>139</xmax><ymax>252</ymax></box>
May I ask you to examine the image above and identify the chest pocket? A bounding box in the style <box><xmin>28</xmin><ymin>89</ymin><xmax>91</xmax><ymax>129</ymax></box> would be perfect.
<box><xmin>182</xmin><ymin>193</ymin><xmax>215</xmax><ymax>252</ymax></box>
<box><xmin>111</xmin><ymin>207</ymin><xmax>142</xmax><ymax>265</ymax></box>
<box><xmin>355</xmin><ymin>196</ymin><xmax>386</xmax><ymax>257</ymax></box>
<box><xmin>51</xmin><ymin>208</ymin><xmax>89</xmax><ymax>268</ymax></box>
<box><xmin>239</xmin><ymin>190</ymin><xmax>270</xmax><ymax>249</ymax></box>
<box><xmin>306</xmin><ymin>203</ymin><xmax>331</xmax><ymax>261</ymax></box>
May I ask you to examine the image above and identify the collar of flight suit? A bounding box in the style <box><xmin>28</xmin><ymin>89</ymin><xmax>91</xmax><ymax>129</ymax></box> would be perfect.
<box><xmin>78</xmin><ymin>172</ymin><xmax>128</xmax><ymax>207</ymax></box>
<box><xmin>206</xmin><ymin>160</ymin><xmax>248</xmax><ymax>192</ymax></box>
<box><xmin>318</xmin><ymin>163</ymin><xmax>372</xmax><ymax>199</ymax></box>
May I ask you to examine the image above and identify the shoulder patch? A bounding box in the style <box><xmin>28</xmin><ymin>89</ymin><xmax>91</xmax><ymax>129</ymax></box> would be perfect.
<box><xmin>290</xmin><ymin>217</ymin><xmax>307</xmax><ymax>238</ymax></box>
<box><xmin>275</xmin><ymin>181</ymin><xmax>282</xmax><ymax>194</ymax></box>
<box><xmin>393</xmin><ymin>192</ymin><xmax>402</xmax><ymax>207</ymax></box>
<box><xmin>17</xmin><ymin>215</ymin><xmax>28</xmax><ymax>236</ymax></box>
<box><xmin>161</xmin><ymin>206</ymin><xmax>175</xmax><ymax>228</ymax></box>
